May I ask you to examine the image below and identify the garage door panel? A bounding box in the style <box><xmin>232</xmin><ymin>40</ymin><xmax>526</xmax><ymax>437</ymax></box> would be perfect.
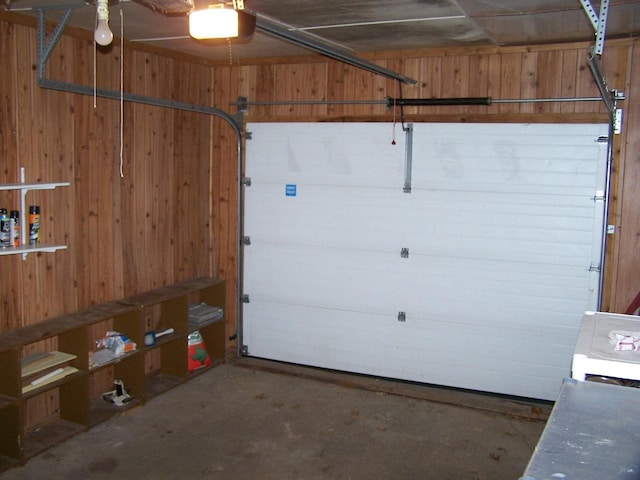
<box><xmin>246</xmin><ymin>185</ymin><xmax>598</xmax><ymax>264</ymax></box>
<box><xmin>246</xmin><ymin>123</ymin><xmax>404</xmax><ymax>188</ymax></box>
<box><xmin>243</xmin><ymin>300</ymin><xmax>572</xmax><ymax>399</ymax></box>
<box><xmin>245</xmin><ymin>243</ymin><xmax>593</xmax><ymax>331</ymax></box>
<box><xmin>402</xmin><ymin>190</ymin><xmax>599</xmax><ymax>264</ymax></box>
<box><xmin>413</xmin><ymin>124</ymin><xmax>605</xmax><ymax>192</ymax></box>
<box><xmin>244</xmin><ymin>243</ymin><xmax>409</xmax><ymax>314</ymax></box>
<box><xmin>395</xmin><ymin>258</ymin><xmax>589</xmax><ymax>322</ymax></box>
<box><xmin>245</xmin><ymin>183</ymin><xmax>412</xmax><ymax>250</ymax></box>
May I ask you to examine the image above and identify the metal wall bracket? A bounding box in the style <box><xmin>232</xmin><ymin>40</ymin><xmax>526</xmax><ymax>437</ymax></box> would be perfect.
<box><xmin>579</xmin><ymin>0</ymin><xmax>610</xmax><ymax>56</ymax></box>
<box><xmin>587</xmin><ymin>54</ymin><xmax>615</xmax><ymax>113</ymax></box>
<box><xmin>237</xmin><ymin>96</ymin><xmax>248</xmax><ymax>113</ymax></box>
<box><xmin>37</xmin><ymin>7</ymin><xmax>76</xmax><ymax>80</ymax></box>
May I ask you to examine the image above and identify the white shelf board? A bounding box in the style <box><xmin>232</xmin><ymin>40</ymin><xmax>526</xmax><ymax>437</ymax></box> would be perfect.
<box><xmin>0</xmin><ymin>244</ymin><xmax>68</xmax><ymax>256</ymax></box>
<box><xmin>0</xmin><ymin>182</ymin><xmax>70</xmax><ymax>191</ymax></box>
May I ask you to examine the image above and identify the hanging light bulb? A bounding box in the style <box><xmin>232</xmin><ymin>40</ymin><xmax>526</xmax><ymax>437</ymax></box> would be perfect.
<box><xmin>95</xmin><ymin>0</ymin><xmax>114</xmax><ymax>46</ymax></box>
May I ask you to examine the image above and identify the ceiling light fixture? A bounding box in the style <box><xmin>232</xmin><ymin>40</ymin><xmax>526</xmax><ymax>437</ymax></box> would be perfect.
<box><xmin>189</xmin><ymin>1</ymin><xmax>242</xmax><ymax>39</ymax></box>
<box><xmin>95</xmin><ymin>0</ymin><xmax>114</xmax><ymax>46</ymax></box>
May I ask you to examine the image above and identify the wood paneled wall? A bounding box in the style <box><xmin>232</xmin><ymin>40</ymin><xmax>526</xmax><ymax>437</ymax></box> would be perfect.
<box><xmin>0</xmin><ymin>17</ymin><xmax>221</xmax><ymax>337</ymax></box>
<box><xmin>1</xmin><ymin>13</ymin><xmax>639</xmax><ymax>367</ymax></box>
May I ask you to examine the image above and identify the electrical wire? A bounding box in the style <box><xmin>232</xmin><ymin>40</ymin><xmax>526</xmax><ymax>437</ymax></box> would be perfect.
<box><xmin>120</xmin><ymin>8</ymin><xmax>124</xmax><ymax>178</ymax></box>
<box><xmin>93</xmin><ymin>15</ymin><xmax>97</xmax><ymax>108</ymax></box>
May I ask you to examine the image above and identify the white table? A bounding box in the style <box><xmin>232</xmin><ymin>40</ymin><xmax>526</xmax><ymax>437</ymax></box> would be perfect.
<box><xmin>572</xmin><ymin>311</ymin><xmax>640</xmax><ymax>382</ymax></box>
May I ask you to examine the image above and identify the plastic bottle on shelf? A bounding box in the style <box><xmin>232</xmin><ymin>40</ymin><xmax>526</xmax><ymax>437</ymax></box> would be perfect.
<box><xmin>0</xmin><ymin>208</ymin><xmax>9</xmax><ymax>247</ymax></box>
<box><xmin>9</xmin><ymin>210</ymin><xmax>20</xmax><ymax>247</ymax></box>
<box><xmin>28</xmin><ymin>205</ymin><xmax>40</xmax><ymax>246</ymax></box>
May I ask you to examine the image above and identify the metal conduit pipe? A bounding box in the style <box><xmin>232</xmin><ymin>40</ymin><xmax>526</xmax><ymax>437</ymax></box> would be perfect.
<box><xmin>35</xmin><ymin>8</ymin><xmax>247</xmax><ymax>356</ymax></box>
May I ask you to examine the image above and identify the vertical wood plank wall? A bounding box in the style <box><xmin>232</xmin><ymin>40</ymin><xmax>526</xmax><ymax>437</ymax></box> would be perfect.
<box><xmin>0</xmin><ymin>18</ymin><xmax>218</xmax><ymax>332</ymax></box>
<box><xmin>1</xmin><ymin>14</ymin><xmax>639</xmax><ymax>371</ymax></box>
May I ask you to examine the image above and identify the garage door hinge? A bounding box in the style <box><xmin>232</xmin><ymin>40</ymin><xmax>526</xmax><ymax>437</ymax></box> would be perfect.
<box><xmin>400</xmin><ymin>248</ymin><xmax>409</xmax><ymax>258</ymax></box>
<box><xmin>242</xmin><ymin>236</ymin><xmax>251</xmax><ymax>245</ymax></box>
<box><xmin>243</xmin><ymin>177</ymin><xmax>252</xmax><ymax>187</ymax></box>
<box><xmin>596</xmin><ymin>136</ymin><xmax>609</xmax><ymax>143</ymax></box>
<box><xmin>614</xmin><ymin>108</ymin><xmax>623</xmax><ymax>134</ymax></box>
<box><xmin>241</xmin><ymin>294</ymin><xmax>250</xmax><ymax>303</ymax></box>
<box><xmin>398</xmin><ymin>311</ymin><xmax>406</xmax><ymax>322</ymax></box>
<box><xmin>592</xmin><ymin>190</ymin><xmax>605</xmax><ymax>202</ymax></box>
<box><xmin>589</xmin><ymin>264</ymin><xmax>601</xmax><ymax>273</ymax></box>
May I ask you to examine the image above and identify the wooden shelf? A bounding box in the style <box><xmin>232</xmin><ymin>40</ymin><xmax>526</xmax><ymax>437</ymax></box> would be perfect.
<box><xmin>0</xmin><ymin>244</ymin><xmax>68</xmax><ymax>256</ymax></box>
<box><xmin>187</xmin><ymin>358</ymin><xmax>222</xmax><ymax>380</ymax></box>
<box><xmin>89</xmin><ymin>395</ymin><xmax>141</xmax><ymax>427</ymax></box>
<box><xmin>144</xmin><ymin>372</ymin><xmax>185</xmax><ymax>399</ymax></box>
<box><xmin>21</xmin><ymin>367</ymin><xmax>82</xmax><ymax>396</ymax></box>
<box><xmin>0</xmin><ymin>277</ymin><xmax>226</xmax><ymax>471</ymax></box>
<box><xmin>22</xmin><ymin>419</ymin><xmax>85</xmax><ymax>459</ymax></box>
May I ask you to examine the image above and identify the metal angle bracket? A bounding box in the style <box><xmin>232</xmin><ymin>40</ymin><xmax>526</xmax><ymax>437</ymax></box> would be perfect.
<box><xmin>587</xmin><ymin>53</ymin><xmax>615</xmax><ymax>113</ymax></box>
<box><xmin>579</xmin><ymin>0</ymin><xmax>610</xmax><ymax>56</ymax></box>
<box><xmin>36</xmin><ymin>7</ymin><xmax>76</xmax><ymax>80</ymax></box>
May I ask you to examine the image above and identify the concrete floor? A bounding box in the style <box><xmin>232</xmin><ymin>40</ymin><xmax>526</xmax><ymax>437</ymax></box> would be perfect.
<box><xmin>1</xmin><ymin>360</ymin><xmax>549</xmax><ymax>480</ymax></box>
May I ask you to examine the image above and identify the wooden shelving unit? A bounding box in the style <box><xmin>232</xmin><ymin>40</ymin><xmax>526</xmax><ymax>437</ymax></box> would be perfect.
<box><xmin>0</xmin><ymin>277</ymin><xmax>226</xmax><ymax>471</ymax></box>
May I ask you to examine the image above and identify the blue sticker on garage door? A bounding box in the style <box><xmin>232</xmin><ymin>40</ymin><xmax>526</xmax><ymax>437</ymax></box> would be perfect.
<box><xmin>285</xmin><ymin>184</ymin><xmax>297</xmax><ymax>196</ymax></box>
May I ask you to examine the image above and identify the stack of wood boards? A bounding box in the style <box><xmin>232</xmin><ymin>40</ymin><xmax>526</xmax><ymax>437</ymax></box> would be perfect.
<box><xmin>21</xmin><ymin>351</ymin><xmax>78</xmax><ymax>394</ymax></box>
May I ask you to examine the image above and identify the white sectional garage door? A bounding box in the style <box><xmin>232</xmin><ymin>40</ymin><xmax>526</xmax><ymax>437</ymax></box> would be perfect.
<box><xmin>242</xmin><ymin>122</ymin><xmax>609</xmax><ymax>401</ymax></box>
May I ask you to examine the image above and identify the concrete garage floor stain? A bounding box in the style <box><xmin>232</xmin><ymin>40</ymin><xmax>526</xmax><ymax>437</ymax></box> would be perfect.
<box><xmin>0</xmin><ymin>361</ymin><xmax>547</xmax><ymax>480</ymax></box>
